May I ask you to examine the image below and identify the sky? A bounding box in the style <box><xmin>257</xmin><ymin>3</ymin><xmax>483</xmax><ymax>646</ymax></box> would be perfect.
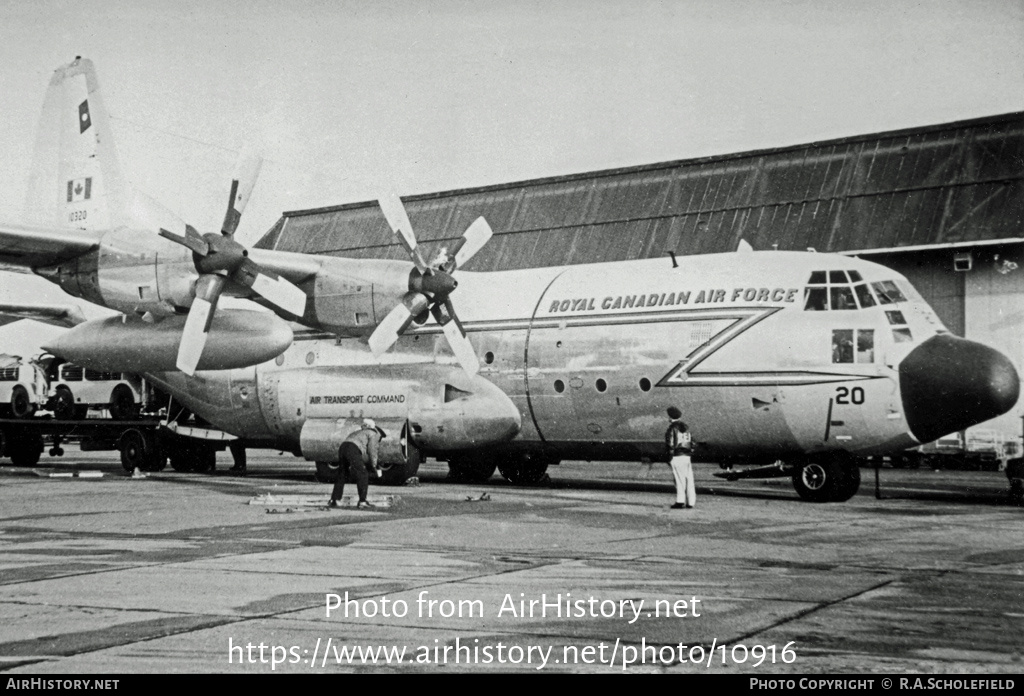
<box><xmin>0</xmin><ymin>0</ymin><xmax>1022</xmax><ymax>354</ymax></box>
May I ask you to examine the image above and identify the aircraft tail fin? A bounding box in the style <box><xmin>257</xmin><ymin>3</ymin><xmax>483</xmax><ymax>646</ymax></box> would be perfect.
<box><xmin>24</xmin><ymin>58</ymin><xmax>130</xmax><ymax>231</ymax></box>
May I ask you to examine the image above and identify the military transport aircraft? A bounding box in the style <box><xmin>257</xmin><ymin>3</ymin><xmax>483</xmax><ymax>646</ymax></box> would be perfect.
<box><xmin>1</xmin><ymin>58</ymin><xmax>1019</xmax><ymax>502</ymax></box>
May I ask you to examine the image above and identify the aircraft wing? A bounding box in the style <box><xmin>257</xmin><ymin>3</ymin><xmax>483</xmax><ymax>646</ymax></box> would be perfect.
<box><xmin>245</xmin><ymin>248</ymin><xmax>323</xmax><ymax>286</ymax></box>
<box><xmin>0</xmin><ymin>221</ymin><xmax>101</xmax><ymax>272</ymax></box>
<box><xmin>0</xmin><ymin>302</ymin><xmax>89</xmax><ymax>328</ymax></box>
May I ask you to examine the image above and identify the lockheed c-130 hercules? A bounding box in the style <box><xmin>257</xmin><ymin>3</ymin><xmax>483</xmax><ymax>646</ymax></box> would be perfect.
<box><xmin>0</xmin><ymin>57</ymin><xmax>1019</xmax><ymax>502</ymax></box>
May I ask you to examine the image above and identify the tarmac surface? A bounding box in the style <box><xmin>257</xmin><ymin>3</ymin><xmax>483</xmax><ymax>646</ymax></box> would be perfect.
<box><xmin>0</xmin><ymin>448</ymin><xmax>1021</xmax><ymax>674</ymax></box>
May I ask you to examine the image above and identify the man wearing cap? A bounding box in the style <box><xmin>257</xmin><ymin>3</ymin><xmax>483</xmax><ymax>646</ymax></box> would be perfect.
<box><xmin>665</xmin><ymin>407</ymin><xmax>695</xmax><ymax>509</ymax></box>
<box><xmin>328</xmin><ymin>418</ymin><xmax>385</xmax><ymax>509</ymax></box>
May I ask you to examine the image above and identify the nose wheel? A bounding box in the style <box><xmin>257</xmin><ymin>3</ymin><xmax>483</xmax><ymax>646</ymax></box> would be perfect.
<box><xmin>791</xmin><ymin>459</ymin><xmax>860</xmax><ymax>502</ymax></box>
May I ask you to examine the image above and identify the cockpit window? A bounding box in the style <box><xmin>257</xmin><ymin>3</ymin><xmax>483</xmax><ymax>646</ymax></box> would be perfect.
<box><xmin>854</xmin><ymin>284</ymin><xmax>876</xmax><ymax>308</ymax></box>
<box><xmin>832</xmin><ymin>330</ymin><xmax>854</xmax><ymax>363</ymax></box>
<box><xmin>804</xmin><ymin>287</ymin><xmax>828</xmax><ymax>311</ymax></box>
<box><xmin>871</xmin><ymin>280</ymin><xmax>907</xmax><ymax>305</ymax></box>
<box><xmin>804</xmin><ymin>270</ymin><xmax>873</xmax><ymax>311</ymax></box>
<box><xmin>857</xmin><ymin>330</ymin><xmax>875</xmax><ymax>362</ymax></box>
<box><xmin>885</xmin><ymin>310</ymin><xmax>907</xmax><ymax>325</ymax></box>
<box><xmin>833</xmin><ymin>329</ymin><xmax>875</xmax><ymax>363</ymax></box>
<box><xmin>830</xmin><ymin>286</ymin><xmax>856</xmax><ymax>310</ymax></box>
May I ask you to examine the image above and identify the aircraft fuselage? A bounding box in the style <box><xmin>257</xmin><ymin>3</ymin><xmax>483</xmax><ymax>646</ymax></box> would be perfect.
<box><xmin>141</xmin><ymin>251</ymin><xmax>1020</xmax><ymax>470</ymax></box>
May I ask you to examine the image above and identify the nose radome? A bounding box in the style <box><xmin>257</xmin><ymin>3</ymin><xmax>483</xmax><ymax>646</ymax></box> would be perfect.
<box><xmin>899</xmin><ymin>334</ymin><xmax>1020</xmax><ymax>444</ymax></box>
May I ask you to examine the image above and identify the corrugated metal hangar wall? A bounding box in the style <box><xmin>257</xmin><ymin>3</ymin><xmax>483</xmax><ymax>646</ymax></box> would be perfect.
<box><xmin>257</xmin><ymin>111</ymin><xmax>1024</xmax><ymax>439</ymax></box>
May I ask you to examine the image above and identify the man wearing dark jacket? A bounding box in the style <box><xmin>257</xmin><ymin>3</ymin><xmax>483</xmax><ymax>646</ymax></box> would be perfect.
<box><xmin>665</xmin><ymin>407</ymin><xmax>695</xmax><ymax>509</ymax></box>
<box><xmin>328</xmin><ymin>418</ymin><xmax>384</xmax><ymax>509</ymax></box>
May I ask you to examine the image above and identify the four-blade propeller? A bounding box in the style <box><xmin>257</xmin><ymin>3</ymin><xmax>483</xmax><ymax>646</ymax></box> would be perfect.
<box><xmin>157</xmin><ymin>152</ymin><xmax>306</xmax><ymax>375</ymax></box>
<box><xmin>369</xmin><ymin>193</ymin><xmax>492</xmax><ymax>375</ymax></box>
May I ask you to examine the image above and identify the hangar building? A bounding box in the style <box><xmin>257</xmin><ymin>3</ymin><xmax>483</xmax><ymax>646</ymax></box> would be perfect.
<box><xmin>257</xmin><ymin>111</ymin><xmax>1024</xmax><ymax>442</ymax></box>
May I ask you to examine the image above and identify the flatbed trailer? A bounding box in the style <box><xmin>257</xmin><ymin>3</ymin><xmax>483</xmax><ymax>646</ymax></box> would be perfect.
<box><xmin>0</xmin><ymin>416</ymin><xmax>229</xmax><ymax>473</ymax></box>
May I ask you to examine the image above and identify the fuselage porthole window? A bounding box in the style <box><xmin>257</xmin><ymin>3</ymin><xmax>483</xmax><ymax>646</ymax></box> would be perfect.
<box><xmin>554</xmin><ymin>379</ymin><xmax>565</xmax><ymax>393</ymax></box>
<box><xmin>639</xmin><ymin>377</ymin><xmax>652</xmax><ymax>392</ymax></box>
<box><xmin>596</xmin><ymin>378</ymin><xmax>607</xmax><ymax>393</ymax></box>
<box><xmin>484</xmin><ymin>351</ymin><xmax>495</xmax><ymax>365</ymax></box>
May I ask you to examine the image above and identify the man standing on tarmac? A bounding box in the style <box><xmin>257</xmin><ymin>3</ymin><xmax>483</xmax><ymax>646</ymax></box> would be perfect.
<box><xmin>328</xmin><ymin>418</ymin><xmax>385</xmax><ymax>509</ymax></box>
<box><xmin>666</xmin><ymin>407</ymin><xmax>695</xmax><ymax>509</ymax></box>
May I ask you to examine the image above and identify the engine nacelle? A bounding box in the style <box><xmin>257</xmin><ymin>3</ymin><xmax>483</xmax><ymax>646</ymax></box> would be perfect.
<box><xmin>295</xmin><ymin>364</ymin><xmax>521</xmax><ymax>458</ymax></box>
<box><xmin>300</xmin><ymin>417</ymin><xmax>413</xmax><ymax>464</ymax></box>
<box><xmin>299</xmin><ymin>257</ymin><xmax>414</xmax><ymax>336</ymax></box>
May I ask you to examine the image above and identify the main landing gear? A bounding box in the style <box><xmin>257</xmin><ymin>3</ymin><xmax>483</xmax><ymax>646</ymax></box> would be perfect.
<box><xmin>118</xmin><ymin>429</ymin><xmax>218</xmax><ymax>473</ymax></box>
<box><xmin>447</xmin><ymin>452</ymin><xmax>555</xmax><ymax>486</ymax></box>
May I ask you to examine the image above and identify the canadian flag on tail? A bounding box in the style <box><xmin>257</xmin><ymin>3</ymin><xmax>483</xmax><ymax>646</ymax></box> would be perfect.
<box><xmin>66</xmin><ymin>178</ymin><xmax>92</xmax><ymax>202</ymax></box>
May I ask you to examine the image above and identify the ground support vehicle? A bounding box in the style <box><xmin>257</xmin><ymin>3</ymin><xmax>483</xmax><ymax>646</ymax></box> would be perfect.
<box><xmin>0</xmin><ymin>415</ymin><xmax>229</xmax><ymax>472</ymax></box>
<box><xmin>41</xmin><ymin>357</ymin><xmax>151</xmax><ymax>420</ymax></box>
<box><xmin>0</xmin><ymin>357</ymin><xmax>48</xmax><ymax>418</ymax></box>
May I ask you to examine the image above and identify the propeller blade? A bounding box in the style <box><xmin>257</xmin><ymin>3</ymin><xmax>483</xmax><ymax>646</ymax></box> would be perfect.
<box><xmin>449</xmin><ymin>217</ymin><xmax>493</xmax><ymax>271</ymax></box>
<box><xmin>368</xmin><ymin>304</ymin><xmax>414</xmax><ymax>357</ymax></box>
<box><xmin>221</xmin><ymin>150</ymin><xmax>264</xmax><ymax>237</ymax></box>
<box><xmin>441</xmin><ymin>315</ymin><xmax>480</xmax><ymax>376</ymax></box>
<box><xmin>378</xmin><ymin>192</ymin><xmax>429</xmax><ymax>273</ymax></box>
<box><xmin>434</xmin><ymin>299</ymin><xmax>479</xmax><ymax>375</ymax></box>
<box><xmin>367</xmin><ymin>293</ymin><xmax>430</xmax><ymax>357</ymax></box>
<box><xmin>250</xmin><ymin>272</ymin><xmax>307</xmax><ymax>316</ymax></box>
<box><xmin>159</xmin><ymin>226</ymin><xmax>209</xmax><ymax>256</ymax></box>
<box><xmin>176</xmin><ymin>275</ymin><xmax>225</xmax><ymax>375</ymax></box>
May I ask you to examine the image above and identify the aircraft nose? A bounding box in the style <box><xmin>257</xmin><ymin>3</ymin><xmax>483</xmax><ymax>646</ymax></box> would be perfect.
<box><xmin>899</xmin><ymin>334</ymin><xmax>1020</xmax><ymax>444</ymax></box>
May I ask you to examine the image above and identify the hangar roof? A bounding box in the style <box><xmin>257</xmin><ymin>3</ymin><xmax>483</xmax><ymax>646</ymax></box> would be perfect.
<box><xmin>256</xmin><ymin>112</ymin><xmax>1024</xmax><ymax>271</ymax></box>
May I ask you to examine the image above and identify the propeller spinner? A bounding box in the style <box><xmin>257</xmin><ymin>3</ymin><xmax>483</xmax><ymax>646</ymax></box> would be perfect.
<box><xmin>369</xmin><ymin>193</ymin><xmax>492</xmax><ymax>375</ymax></box>
<box><xmin>157</xmin><ymin>153</ymin><xmax>306</xmax><ymax>375</ymax></box>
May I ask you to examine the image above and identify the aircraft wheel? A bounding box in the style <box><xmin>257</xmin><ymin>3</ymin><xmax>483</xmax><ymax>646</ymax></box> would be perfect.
<box><xmin>498</xmin><ymin>457</ymin><xmax>550</xmax><ymax>486</ymax></box>
<box><xmin>448</xmin><ymin>456</ymin><xmax>497</xmax><ymax>483</ymax></box>
<box><xmin>169</xmin><ymin>443</ymin><xmax>197</xmax><ymax>473</ymax></box>
<box><xmin>379</xmin><ymin>445</ymin><xmax>421</xmax><ymax>486</ymax></box>
<box><xmin>791</xmin><ymin>460</ymin><xmax>844</xmax><ymax>503</ymax></box>
<box><xmin>194</xmin><ymin>448</ymin><xmax>216</xmax><ymax>473</ymax></box>
<box><xmin>832</xmin><ymin>463</ymin><xmax>862</xmax><ymax>502</ymax></box>
<box><xmin>7</xmin><ymin>432</ymin><xmax>43</xmax><ymax>467</ymax></box>
<box><xmin>169</xmin><ymin>454</ymin><xmax>194</xmax><ymax>472</ymax></box>
<box><xmin>52</xmin><ymin>386</ymin><xmax>77</xmax><ymax>420</ymax></box>
<box><xmin>314</xmin><ymin>461</ymin><xmax>339</xmax><ymax>483</ymax></box>
<box><xmin>10</xmin><ymin>386</ymin><xmax>35</xmax><ymax>419</ymax></box>
<box><xmin>109</xmin><ymin>385</ymin><xmax>139</xmax><ymax>420</ymax></box>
